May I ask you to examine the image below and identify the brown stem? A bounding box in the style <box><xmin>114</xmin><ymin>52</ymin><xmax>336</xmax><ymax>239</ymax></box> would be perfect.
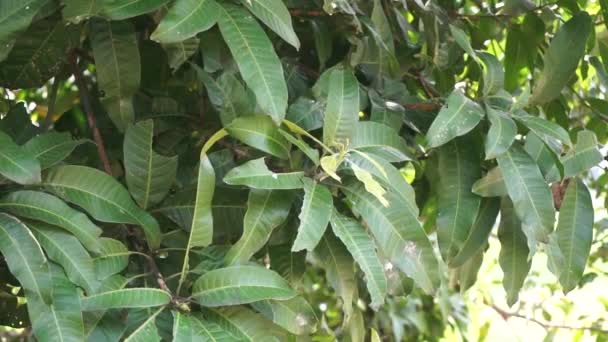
<box><xmin>69</xmin><ymin>55</ymin><xmax>113</xmax><ymax>176</ymax></box>
<box><xmin>289</xmin><ymin>9</ymin><xmax>326</xmax><ymax>17</ymax></box>
<box><xmin>402</xmin><ymin>102</ymin><xmax>441</xmax><ymax>111</ymax></box>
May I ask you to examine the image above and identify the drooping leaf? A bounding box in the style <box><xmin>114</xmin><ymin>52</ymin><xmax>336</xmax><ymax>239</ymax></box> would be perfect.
<box><xmin>512</xmin><ymin>110</ymin><xmax>572</xmax><ymax>148</ymax></box>
<box><xmin>342</xmin><ymin>180</ymin><xmax>439</xmax><ymax>294</ymax></box>
<box><xmin>241</xmin><ymin>0</ymin><xmax>300</xmax><ymax>49</ymax></box>
<box><xmin>93</xmin><ymin>238</ymin><xmax>129</xmax><ymax>280</ymax></box>
<box><xmin>454</xmin><ymin>248</ymin><xmax>484</xmax><ymax>293</ymax></box>
<box><xmin>484</xmin><ymin>106</ymin><xmax>517</xmax><ymax>160</ymax></box>
<box><xmin>192</xmin><ymin>265</ymin><xmax>296</xmax><ymax>306</ymax></box>
<box><xmin>224</xmin><ymin>158</ymin><xmax>305</xmax><ymax>189</ymax></box>
<box><xmin>151</xmin><ymin>0</ymin><xmax>219</xmax><ymax>43</ymax></box>
<box><xmin>292</xmin><ymin>178</ymin><xmax>332</xmax><ymax>252</ymax></box>
<box><xmin>123</xmin><ymin>307</ymin><xmax>164</xmax><ymax>342</ymax></box>
<box><xmin>330</xmin><ymin>210</ymin><xmax>387</xmax><ymax>310</ymax></box>
<box><xmin>472</xmin><ymin>167</ymin><xmax>507</xmax><ymax>197</ymax></box>
<box><xmin>82</xmin><ymin>289</ymin><xmax>171</xmax><ymax>311</ymax></box>
<box><xmin>350</xmin><ymin>121</ymin><xmax>412</xmax><ymax>162</ymax></box>
<box><xmin>23</xmin><ymin>132</ymin><xmax>88</xmax><ymax>170</ymax></box>
<box><xmin>497</xmin><ymin>198</ymin><xmax>531</xmax><ymax>307</ymax></box>
<box><xmin>530</xmin><ymin>12</ymin><xmax>592</xmax><ymax>105</ymax></box>
<box><xmin>554</xmin><ymin>178</ymin><xmax>594</xmax><ymax>293</ymax></box>
<box><xmin>102</xmin><ymin>0</ymin><xmax>169</xmax><ymax>20</ymax></box>
<box><xmin>225</xmin><ymin>116</ymin><xmax>290</xmax><ymax>160</ymax></box>
<box><xmin>251</xmin><ymin>296</ymin><xmax>318</xmax><ymax>335</ymax></box>
<box><xmin>523</xmin><ymin>132</ymin><xmax>561</xmax><ymax>183</ymax></box>
<box><xmin>43</xmin><ymin>165</ymin><xmax>161</xmax><ymax>249</ymax></box>
<box><xmin>0</xmin><ymin>131</ymin><xmax>41</xmax><ymax>184</ymax></box>
<box><xmin>350</xmin><ymin>162</ymin><xmax>389</xmax><ymax>207</ymax></box>
<box><xmin>322</xmin><ymin>66</ymin><xmax>360</xmax><ymax>147</ymax></box>
<box><xmin>203</xmin><ymin>306</ymin><xmax>288</xmax><ymax>341</ymax></box>
<box><xmin>497</xmin><ymin>144</ymin><xmax>555</xmax><ymax>255</ymax></box>
<box><xmin>561</xmin><ymin>130</ymin><xmax>603</xmax><ymax>177</ymax></box>
<box><xmin>124</xmin><ymin>120</ymin><xmax>178</xmax><ymax>209</ymax></box>
<box><xmin>426</xmin><ymin>90</ymin><xmax>484</xmax><ymax>149</ymax></box>
<box><xmin>224</xmin><ymin>190</ymin><xmax>292</xmax><ymax>265</ymax></box>
<box><xmin>436</xmin><ymin>136</ymin><xmax>482</xmax><ymax>263</ymax></box>
<box><xmin>450</xmin><ymin>24</ymin><xmax>477</xmax><ymax>60</ymax></box>
<box><xmin>478</xmin><ymin>52</ymin><xmax>504</xmax><ymax>97</ymax></box>
<box><xmin>29</xmin><ymin>222</ymin><xmax>98</xmax><ymax>295</ymax></box>
<box><xmin>450</xmin><ymin>197</ymin><xmax>500</xmax><ymax>267</ymax></box>
<box><xmin>90</xmin><ymin>18</ymin><xmax>140</xmax><ymax>131</ymax></box>
<box><xmin>218</xmin><ymin>3</ymin><xmax>287</xmax><ymax>123</ymax></box>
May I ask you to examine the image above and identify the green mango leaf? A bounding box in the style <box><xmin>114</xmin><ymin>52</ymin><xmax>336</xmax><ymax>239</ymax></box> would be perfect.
<box><xmin>485</xmin><ymin>106</ymin><xmax>516</xmax><ymax>160</ymax></box>
<box><xmin>330</xmin><ymin>210</ymin><xmax>387</xmax><ymax>310</ymax></box>
<box><xmin>203</xmin><ymin>307</ymin><xmax>288</xmax><ymax>341</ymax></box>
<box><xmin>241</xmin><ymin>0</ymin><xmax>300</xmax><ymax>49</ymax></box>
<box><xmin>218</xmin><ymin>4</ymin><xmax>287</xmax><ymax>123</ymax></box>
<box><xmin>0</xmin><ymin>0</ymin><xmax>48</xmax><ymax>61</ymax></box>
<box><xmin>82</xmin><ymin>289</ymin><xmax>171</xmax><ymax>311</ymax></box>
<box><xmin>554</xmin><ymin>178</ymin><xmax>594</xmax><ymax>293</ymax></box>
<box><xmin>171</xmin><ymin>311</ymin><xmax>233</xmax><ymax>341</ymax></box>
<box><xmin>350</xmin><ymin>121</ymin><xmax>412</xmax><ymax>162</ymax></box>
<box><xmin>269</xmin><ymin>244</ymin><xmax>306</xmax><ymax>286</ymax></box>
<box><xmin>251</xmin><ymin>296</ymin><xmax>318</xmax><ymax>335</ymax></box>
<box><xmin>449</xmin><ymin>24</ymin><xmax>477</xmax><ymax>60</ymax></box>
<box><xmin>512</xmin><ymin>110</ymin><xmax>572</xmax><ymax>148</ymax></box>
<box><xmin>29</xmin><ymin>222</ymin><xmax>98</xmax><ymax>295</ymax></box>
<box><xmin>426</xmin><ymin>90</ymin><xmax>484</xmax><ymax>149</ymax></box>
<box><xmin>224</xmin><ymin>158</ymin><xmax>305</xmax><ymax>189</ymax></box>
<box><xmin>497</xmin><ymin>144</ymin><xmax>555</xmax><ymax>255</ymax></box>
<box><xmin>24</xmin><ymin>132</ymin><xmax>88</xmax><ymax>170</ymax></box>
<box><xmin>93</xmin><ymin>238</ymin><xmax>130</xmax><ymax>280</ymax></box>
<box><xmin>123</xmin><ymin>307</ymin><xmax>164</xmax><ymax>342</ymax></box>
<box><xmin>43</xmin><ymin>165</ymin><xmax>161</xmax><ymax>250</ymax></box>
<box><xmin>320</xmin><ymin>153</ymin><xmax>344</xmax><ymax>182</ymax></box>
<box><xmin>151</xmin><ymin>0</ymin><xmax>219</xmax><ymax>43</ymax></box>
<box><xmin>90</xmin><ymin>18</ymin><xmax>140</xmax><ymax>131</ymax></box>
<box><xmin>478</xmin><ymin>52</ymin><xmax>504</xmax><ymax>97</ymax></box>
<box><xmin>369</xmin><ymin>90</ymin><xmax>404</xmax><ymax>131</ymax></box>
<box><xmin>454</xmin><ymin>248</ymin><xmax>484</xmax><ymax>293</ymax></box>
<box><xmin>524</xmin><ymin>132</ymin><xmax>561</xmax><ymax>183</ymax></box>
<box><xmin>450</xmin><ymin>197</ymin><xmax>500</xmax><ymax>267</ymax></box>
<box><xmin>561</xmin><ymin>130</ymin><xmax>603</xmax><ymax>177</ymax></box>
<box><xmin>292</xmin><ymin>179</ymin><xmax>332</xmax><ymax>252</ymax></box>
<box><xmin>124</xmin><ymin>120</ymin><xmax>178</xmax><ymax>209</ymax></box>
<box><xmin>437</xmin><ymin>136</ymin><xmax>482</xmax><ymax>263</ymax></box>
<box><xmin>225</xmin><ymin>116</ymin><xmax>290</xmax><ymax>160</ymax></box>
<box><xmin>163</xmin><ymin>37</ymin><xmax>199</xmax><ymax>71</ymax></box>
<box><xmin>285</xmin><ymin>97</ymin><xmax>324</xmax><ymax>131</ymax></box>
<box><xmin>27</xmin><ymin>265</ymin><xmax>85</xmax><ymax>342</ymax></box>
<box><xmin>472</xmin><ymin>167</ymin><xmax>508</xmax><ymax>197</ymax></box>
<box><xmin>342</xmin><ymin>179</ymin><xmax>439</xmax><ymax>294</ymax></box>
<box><xmin>322</xmin><ymin>66</ymin><xmax>360</xmax><ymax>147</ymax></box>
<box><xmin>102</xmin><ymin>0</ymin><xmax>169</xmax><ymax>20</ymax></box>
<box><xmin>224</xmin><ymin>190</ymin><xmax>292</xmax><ymax>265</ymax></box>
<box><xmin>530</xmin><ymin>12</ymin><xmax>592</xmax><ymax>105</ymax></box>
<box><xmin>350</xmin><ymin>162</ymin><xmax>389</xmax><ymax>207</ymax></box>
<box><xmin>314</xmin><ymin>231</ymin><xmax>356</xmax><ymax>318</ymax></box>
<box><xmin>278</xmin><ymin>130</ymin><xmax>320</xmax><ymax>165</ymax></box>
<box><xmin>0</xmin><ymin>131</ymin><xmax>41</xmax><ymax>184</ymax></box>
<box><xmin>0</xmin><ymin>213</ymin><xmax>52</xmax><ymax>303</ymax></box>
<box><xmin>498</xmin><ymin>198</ymin><xmax>531</xmax><ymax>307</ymax></box>
<box><xmin>192</xmin><ymin>265</ymin><xmax>296</xmax><ymax>306</ymax></box>
<box><xmin>63</xmin><ymin>0</ymin><xmax>101</xmax><ymax>23</ymax></box>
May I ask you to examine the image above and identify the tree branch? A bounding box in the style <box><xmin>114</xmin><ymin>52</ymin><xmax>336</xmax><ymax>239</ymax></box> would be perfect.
<box><xmin>69</xmin><ymin>55</ymin><xmax>113</xmax><ymax>176</ymax></box>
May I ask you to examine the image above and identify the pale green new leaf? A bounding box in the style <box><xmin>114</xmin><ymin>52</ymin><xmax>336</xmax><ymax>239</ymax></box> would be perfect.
<box><xmin>204</xmin><ymin>307</ymin><xmax>288</xmax><ymax>341</ymax></box>
<box><xmin>24</xmin><ymin>132</ymin><xmax>88</xmax><ymax>170</ymax></box>
<box><xmin>224</xmin><ymin>190</ymin><xmax>292</xmax><ymax>265</ymax></box>
<box><xmin>29</xmin><ymin>222</ymin><xmax>98</xmax><ymax>295</ymax></box>
<box><xmin>437</xmin><ymin>137</ymin><xmax>482</xmax><ymax>263</ymax></box>
<box><xmin>472</xmin><ymin>167</ymin><xmax>508</xmax><ymax>197</ymax></box>
<box><xmin>93</xmin><ymin>238</ymin><xmax>129</xmax><ymax>280</ymax></box>
<box><xmin>497</xmin><ymin>144</ymin><xmax>555</xmax><ymax>255</ymax></box>
<box><xmin>561</xmin><ymin>130</ymin><xmax>603</xmax><ymax>177</ymax></box>
<box><xmin>151</xmin><ymin>0</ymin><xmax>219</xmax><ymax>43</ymax></box>
<box><xmin>251</xmin><ymin>297</ymin><xmax>318</xmax><ymax>335</ymax></box>
<box><xmin>225</xmin><ymin>116</ymin><xmax>290</xmax><ymax>160</ymax></box>
<box><xmin>90</xmin><ymin>19</ymin><xmax>140</xmax><ymax>131</ymax></box>
<box><xmin>292</xmin><ymin>178</ymin><xmax>332</xmax><ymax>252</ymax></box>
<box><xmin>322</xmin><ymin>66</ymin><xmax>360</xmax><ymax>147</ymax></box>
<box><xmin>124</xmin><ymin>120</ymin><xmax>178</xmax><ymax>209</ymax></box>
<box><xmin>102</xmin><ymin>0</ymin><xmax>169</xmax><ymax>20</ymax></box>
<box><xmin>224</xmin><ymin>158</ymin><xmax>305</xmax><ymax>189</ymax></box>
<box><xmin>0</xmin><ymin>131</ymin><xmax>41</xmax><ymax>184</ymax></box>
<box><xmin>485</xmin><ymin>107</ymin><xmax>516</xmax><ymax>160</ymax></box>
<box><xmin>350</xmin><ymin>121</ymin><xmax>412</xmax><ymax>162</ymax></box>
<box><xmin>123</xmin><ymin>307</ymin><xmax>164</xmax><ymax>342</ymax></box>
<box><xmin>241</xmin><ymin>0</ymin><xmax>300</xmax><ymax>49</ymax></box>
<box><xmin>0</xmin><ymin>190</ymin><xmax>102</xmax><ymax>253</ymax></box>
<box><xmin>350</xmin><ymin>162</ymin><xmax>389</xmax><ymax>207</ymax></box>
<box><xmin>426</xmin><ymin>90</ymin><xmax>484</xmax><ymax>148</ymax></box>
<box><xmin>218</xmin><ymin>4</ymin><xmax>287</xmax><ymax>123</ymax></box>
<box><xmin>43</xmin><ymin>165</ymin><xmax>161</xmax><ymax>249</ymax></box>
<box><xmin>512</xmin><ymin>111</ymin><xmax>572</xmax><ymax>148</ymax></box>
<box><xmin>192</xmin><ymin>265</ymin><xmax>296</xmax><ymax>306</ymax></box>
<box><xmin>82</xmin><ymin>289</ymin><xmax>171</xmax><ymax>311</ymax></box>
<box><xmin>554</xmin><ymin>178</ymin><xmax>594</xmax><ymax>293</ymax></box>
<box><xmin>330</xmin><ymin>210</ymin><xmax>387</xmax><ymax>310</ymax></box>
<box><xmin>530</xmin><ymin>12</ymin><xmax>592</xmax><ymax>105</ymax></box>
<box><xmin>342</xmin><ymin>180</ymin><xmax>439</xmax><ymax>294</ymax></box>
<box><xmin>0</xmin><ymin>213</ymin><xmax>52</xmax><ymax>303</ymax></box>
<box><xmin>498</xmin><ymin>198</ymin><xmax>531</xmax><ymax>307</ymax></box>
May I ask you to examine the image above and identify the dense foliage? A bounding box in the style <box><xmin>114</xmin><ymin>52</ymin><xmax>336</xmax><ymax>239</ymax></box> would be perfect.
<box><xmin>0</xmin><ymin>0</ymin><xmax>607</xmax><ymax>340</ymax></box>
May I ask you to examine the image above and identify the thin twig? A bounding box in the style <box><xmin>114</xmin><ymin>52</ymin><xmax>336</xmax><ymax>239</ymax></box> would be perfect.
<box><xmin>289</xmin><ymin>9</ymin><xmax>326</xmax><ymax>17</ymax></box>
<box><xmin>488</xmin><ymin>303</ymin><xmax>608</xmax><ymax>334</ymax></box>
<box><xmin>69</xmin><ymin>55</ymin><xmax>113</xmax><ymax>176</ymax></box>
<box><xmin>402</xmin><ymin>102</ymin><xmax>441</xmax><ymax>111</ymax></box>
